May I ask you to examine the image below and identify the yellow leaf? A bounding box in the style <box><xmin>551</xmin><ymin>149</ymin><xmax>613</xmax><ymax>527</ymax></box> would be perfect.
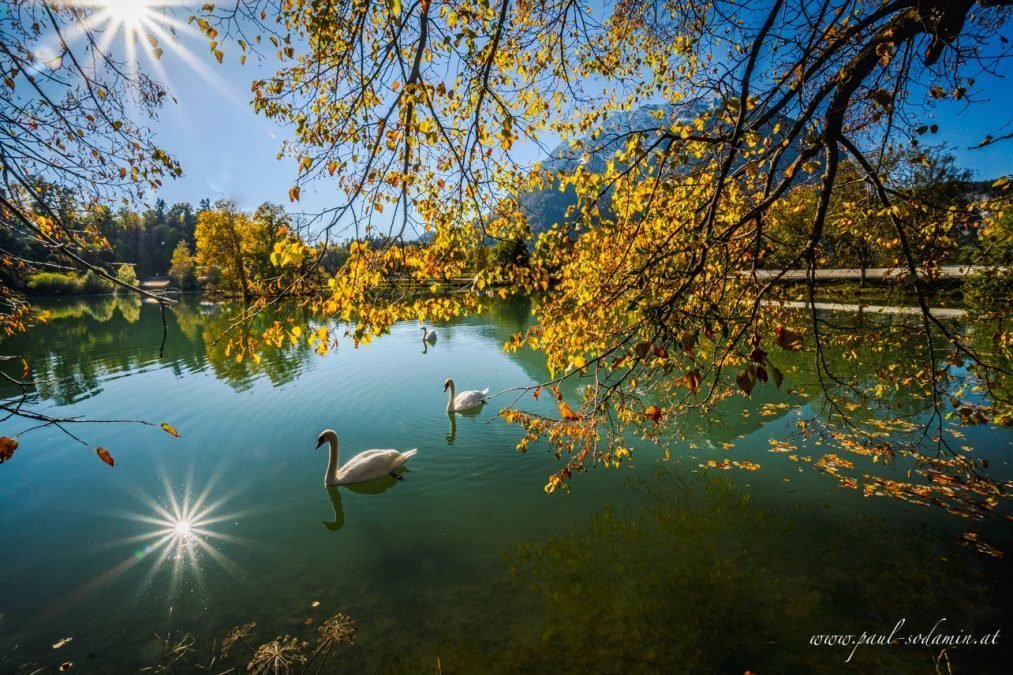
<box><xmin>558</xmin><ymin>400</ymin><xmax>580</xmax><ymax>421</ymax></box>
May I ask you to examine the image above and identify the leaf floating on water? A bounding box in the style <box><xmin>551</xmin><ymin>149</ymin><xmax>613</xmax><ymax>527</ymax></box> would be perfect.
<box><xmin>961</xmin><ymin>532</ymin><xmax>1004</xmax><ymax>559</ymax></box>
<box><xmin>52</xmin><ymin>637</ymin><xmax>73</xmax><ymax>649</ymax></box>
<box><xmin>96</xmin><ymin>447</ymin><xmax>115</xmax><ymax>467</ymax></box>
<box><xmin>303</xmin><ymin>617</ymin><xmax>314</xmax><ymax>625</ymax></box>
<box><xmin>768</xmin><ymin>439</ymin><xmax>795</xmax><ymax>454</ymax></box>
<box><xmin>311</xmin><ymin>601</ymin><xmax>320</xmax><ymax>608</ymax></box>
<box><xmin>0</xmin><ymin>436</ymin><xmax>17</xmax><ymax>464</ymax></box>
<box><xmin>700</xmin><ymin>459</ymin><xmax>760</xmax><ymax>471</ymax></box>
<box><xmin>59</xmin><ymin>663</ymin><xmax>73</xmax><ymax>671</ymax></box>
<box><xmin>160</xmin><ymin>422</ymin><xmax>181</xmax><ymax>438</ymax></box>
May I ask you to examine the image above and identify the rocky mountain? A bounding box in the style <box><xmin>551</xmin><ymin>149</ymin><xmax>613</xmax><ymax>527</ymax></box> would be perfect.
<box><xmin>518</xmin><ymin>101</ymin><xmax>801</xmax><ymax>237</ymax></box>
<box><xmin>518</xmin><ymin>102</ymin><xmax>703</xmax><ymax>236</ymax></box>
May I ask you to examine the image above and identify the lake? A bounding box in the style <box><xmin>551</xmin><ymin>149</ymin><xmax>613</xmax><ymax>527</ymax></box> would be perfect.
<box><xmin>1</xmin><ymin>295</ymin><xmax>1010</xmax><ymax>673</ymax></box>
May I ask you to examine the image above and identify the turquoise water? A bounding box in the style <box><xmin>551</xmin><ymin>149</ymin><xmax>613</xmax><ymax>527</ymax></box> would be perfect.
<box><xmin>0</xmin><ymin>296</ymin><xmax>1010</xmax><ymax>673</ymax></box>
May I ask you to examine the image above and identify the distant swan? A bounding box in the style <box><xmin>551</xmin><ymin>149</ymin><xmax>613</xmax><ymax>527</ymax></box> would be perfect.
<box><xmin>421</xmin><ymin>327</ymin><xmax>437</xmax><ymax>344</ymax></box>
<box><xmin>444</xmin><ymin>378</ymin><xmax>489</xmax><ymax>413</ymax></box>
<box><xmin>315</xmin><ymin>430</ymin><xmax>417</xmax><ymax>486</ymax></box>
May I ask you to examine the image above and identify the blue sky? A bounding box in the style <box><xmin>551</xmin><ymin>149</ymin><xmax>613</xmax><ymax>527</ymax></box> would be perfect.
<box><xmin>138</xmin><ymin>8</ymin><xmax>1013</xmax><ymax>215</ymax></box>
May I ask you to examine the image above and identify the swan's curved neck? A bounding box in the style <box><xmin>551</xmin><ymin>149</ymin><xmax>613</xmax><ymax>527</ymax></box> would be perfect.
<box><xmin>446</xmin><ymin>381</ymin><xmax>456</xmax><ymax>412</ymax></box>
<box><xmin>325</xmin><ymin>437</ymin><xmax>340</xmax><ymax>483</ymax></box>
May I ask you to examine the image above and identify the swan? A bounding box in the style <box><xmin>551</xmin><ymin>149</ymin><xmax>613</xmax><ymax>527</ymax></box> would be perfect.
<box><xmin>315</xmin><ymin>430</ymin><xmax>417</xmax><ymax>486</ymax></box>
<box><xmin>421</xmin><ymin>327</ymin><xmax>437</xmax><ymax>344</ymax></box>
<box><xmin>444</xmin><ymin>378</ymin><xmax>489</xmax><ymax>413</ymax></box>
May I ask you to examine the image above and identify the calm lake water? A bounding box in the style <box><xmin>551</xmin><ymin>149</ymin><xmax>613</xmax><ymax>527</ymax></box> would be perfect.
<box><xmin>1</xmin><ymin>295</ymin><xmax>1010</xmax><ymax>673</ymax></box>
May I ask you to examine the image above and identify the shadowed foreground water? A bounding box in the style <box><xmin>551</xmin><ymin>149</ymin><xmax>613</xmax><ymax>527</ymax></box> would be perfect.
<box><xmin>0</xmin><ymin>296</ymin><xmax>1010</xmax><ymax>673</ymax></box>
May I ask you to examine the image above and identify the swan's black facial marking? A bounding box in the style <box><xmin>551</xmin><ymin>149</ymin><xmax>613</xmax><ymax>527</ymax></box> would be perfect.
<box><xmin>315</xmin><ymin>434</ymin><xmax>326</xmax><ymax>448</ymax></box>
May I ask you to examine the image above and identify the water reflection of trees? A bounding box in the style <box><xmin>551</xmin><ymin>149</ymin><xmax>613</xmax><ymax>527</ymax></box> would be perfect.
<box><xmin>389</xmin><ymin>471</ymin><xmax>1007</xmax><ymax>674</ymax></box>
<box><xmin>0</xmin><ymin>297</ymin><xmax>317</xmax><ymax>405</ymax></box>
<box><xmin>186</xmin><ymin>300</ymin><xmax>316</xmax><ymax>392</ymax></box>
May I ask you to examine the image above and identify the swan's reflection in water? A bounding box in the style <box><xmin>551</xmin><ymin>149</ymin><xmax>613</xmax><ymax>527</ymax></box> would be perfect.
<box><xmin>323</xmin><ymin>475</ymin><xmax>400</xmax><ymax>531</ymax></box>
<box><xmin>446</xmin><ymin>406</ymin><xmax>483</xmax><ymax>445</ymax></box>
<box><xmin>446</xmin><ymin>412</ymin><xmax>456</xmax><ymax>444</ymax></box>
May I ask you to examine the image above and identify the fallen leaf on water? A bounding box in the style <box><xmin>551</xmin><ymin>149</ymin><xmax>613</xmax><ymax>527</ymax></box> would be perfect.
<box><xmin>311</xmin><ymin>601</ymin><xmax>320</xmax><ymax>607</ymax></box>
<box><xmin>52</xmin><ymin>637</ymin><xmax>73</xmax><ymax>649</ymax></box>
<box><xmin>96</xmin><ymin>447</ymin><xmax>115</xmax><ymax>467</ymax></box>
<box><xmin>160</xmin><ymin>422</ymin><xmax>181</xmax><ymax>438</ymax></box>
<box><xmin>700</xmin><ymin>459</ymin><xmax>761</xmax><ymax>471</ymax></box>
<box><xmin>0</xmin><ymin>436</ymin><xmax>17</xmax><ymax>464</ymax></box>
<box><xmin>59</xmin><ymin>663</ymin><xmax>73</xmax><ymax>671</ymax></box>
<box><xmin>304</xmin><ymin>617</ymin><xmax>314</xmax><ymax>625</ymax></box>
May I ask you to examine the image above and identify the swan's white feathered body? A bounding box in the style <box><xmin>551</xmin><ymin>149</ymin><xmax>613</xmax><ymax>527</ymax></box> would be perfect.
<box><xmin>422</xmin><ymin>327</ymin><xmax>437</xmax><ymax>344</ymax></box>
<box><xmin>444</xmin><ymin>378</ymin><xmax>488</xmax><ymax>412</ymax></box>
<box><xmin>316</xmin><ymin>430</ymin><xmax>417</xmax><ymax>486</ymax></box>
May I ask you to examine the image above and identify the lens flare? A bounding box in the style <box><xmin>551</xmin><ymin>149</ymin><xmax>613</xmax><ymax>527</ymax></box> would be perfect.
<box><xmin>99</xmin><ymin>0</ymin><xmax>154</xmax><ymax>28</ymax></box>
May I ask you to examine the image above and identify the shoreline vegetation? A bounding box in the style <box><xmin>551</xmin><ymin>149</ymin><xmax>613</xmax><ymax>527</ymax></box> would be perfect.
<box><xmin>16</xmin><ymin>265</ymin><xmax>1004</xmax><ymax>315</ymax></box>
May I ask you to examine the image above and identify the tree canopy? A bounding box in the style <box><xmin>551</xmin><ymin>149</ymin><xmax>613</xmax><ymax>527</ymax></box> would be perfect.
<box><xmin>2</xmin><ymin>1</ymin><xmax>1012</xmax><ymax>513</ymax></box>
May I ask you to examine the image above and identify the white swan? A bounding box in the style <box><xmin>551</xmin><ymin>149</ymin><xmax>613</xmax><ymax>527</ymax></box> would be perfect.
<box><xmin>315</xmin><ymin>430</ymin><xmax>417</xmax><ymax>486</ymax></box>
<box><xmin>444</xmin><ymin>378</ymin><xmax>489</xmax><ymax>413</ymax></box>
<box><xmin>421</xmin><ymin>327</ymin><xmax>437</xmax><ymax>344</ymax></box>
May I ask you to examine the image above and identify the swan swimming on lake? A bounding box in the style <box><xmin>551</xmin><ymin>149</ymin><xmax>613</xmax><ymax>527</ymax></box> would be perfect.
<box><xmin>444</xmin><ymin>378</ymin><xmax>489</xmax><ymax>413</ymax></box>
<box><xmin>315</xmin><ymin>429</ymin><xmax>417</xmax><ymax>486</ymax></box>
<box><xmin>421</xmin><ymin>327</ymin><xmax>437</xmax><ymax>344</ymax></box>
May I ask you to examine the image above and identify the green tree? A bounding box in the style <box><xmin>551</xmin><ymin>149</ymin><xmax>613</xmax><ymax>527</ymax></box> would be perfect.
<box><xmin>492</xmin><ymin>238</ymin><xmax>530</xmax><ymax>269</ymax></box>
<box><xmin>169</xmin><ymin>242</ymin><xmax>199</xmax><ymax>290</ymax></box>
<box><xmin>115</xmin><ymin>264</ymin><xmax>138</xmax><ymax>292</ymax></box>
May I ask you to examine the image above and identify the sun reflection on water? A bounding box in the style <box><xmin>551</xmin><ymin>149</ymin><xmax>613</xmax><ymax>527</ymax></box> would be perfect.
<box><xmin>114</xmin><ymin>468</ymin><xmax>254</xmax><ymax>598</ymax></box>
